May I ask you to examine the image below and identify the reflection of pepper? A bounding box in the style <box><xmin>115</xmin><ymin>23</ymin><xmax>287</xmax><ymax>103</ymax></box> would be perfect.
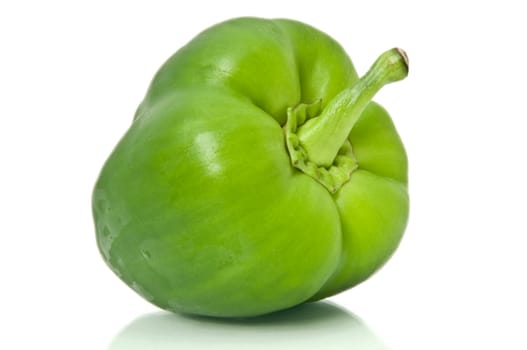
<box><xmin>93</xmin><ymin>17</ymin><xmax>409</xmax><ymax>317</ymax></box>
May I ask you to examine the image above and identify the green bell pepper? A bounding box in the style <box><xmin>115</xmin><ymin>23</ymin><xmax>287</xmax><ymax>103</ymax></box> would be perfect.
<box><xmin>93</xmin><ymin>17</ymin><xmax>409</xmax><ymax>317</ymax></box>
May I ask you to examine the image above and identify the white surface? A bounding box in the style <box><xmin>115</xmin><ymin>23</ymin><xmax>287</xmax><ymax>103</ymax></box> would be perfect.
<box><xmin>1</xmin><ymin>1</ymin><xmax>526</xmax><ymax>349</ymax></box>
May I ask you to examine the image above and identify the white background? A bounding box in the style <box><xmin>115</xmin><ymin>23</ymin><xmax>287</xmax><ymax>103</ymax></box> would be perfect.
<box><xmin>1</xmin><ymin>1</ymin><xmax>526</xmax><ymax>349</ymax></box>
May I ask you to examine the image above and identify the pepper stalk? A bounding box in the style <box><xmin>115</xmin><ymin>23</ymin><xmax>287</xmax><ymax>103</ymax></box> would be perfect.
<box><xmin>297</xmin><ymin>48</ymin><xmax>409</xmax><ymax>167</ymax></box>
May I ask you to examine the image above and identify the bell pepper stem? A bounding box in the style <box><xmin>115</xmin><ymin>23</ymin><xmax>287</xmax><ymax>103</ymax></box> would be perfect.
<box><xmin>296</xmin><ymin>48</ymin><xmax>409</xmax><ymax>167</ymax></box>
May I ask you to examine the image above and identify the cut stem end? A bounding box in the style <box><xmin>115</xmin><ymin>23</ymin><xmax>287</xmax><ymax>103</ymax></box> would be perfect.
<box><xmin>295</xmin><ymin>48</ymin><xmax>409</xmax><ymax>168</ymax></box>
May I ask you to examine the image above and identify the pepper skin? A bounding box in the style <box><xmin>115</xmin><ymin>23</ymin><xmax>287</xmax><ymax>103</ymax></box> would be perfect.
<box><xmin>93</xmin><ymin>17</ymin><xmax>409</xmax><ymax>317</ymax></box>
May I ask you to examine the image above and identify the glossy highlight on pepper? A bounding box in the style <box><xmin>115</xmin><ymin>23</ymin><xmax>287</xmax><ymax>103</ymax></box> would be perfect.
<box><xmin>93</xmin><ymin>17</ymin><xmax>409</xmax><ymax>317</ymax></box>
